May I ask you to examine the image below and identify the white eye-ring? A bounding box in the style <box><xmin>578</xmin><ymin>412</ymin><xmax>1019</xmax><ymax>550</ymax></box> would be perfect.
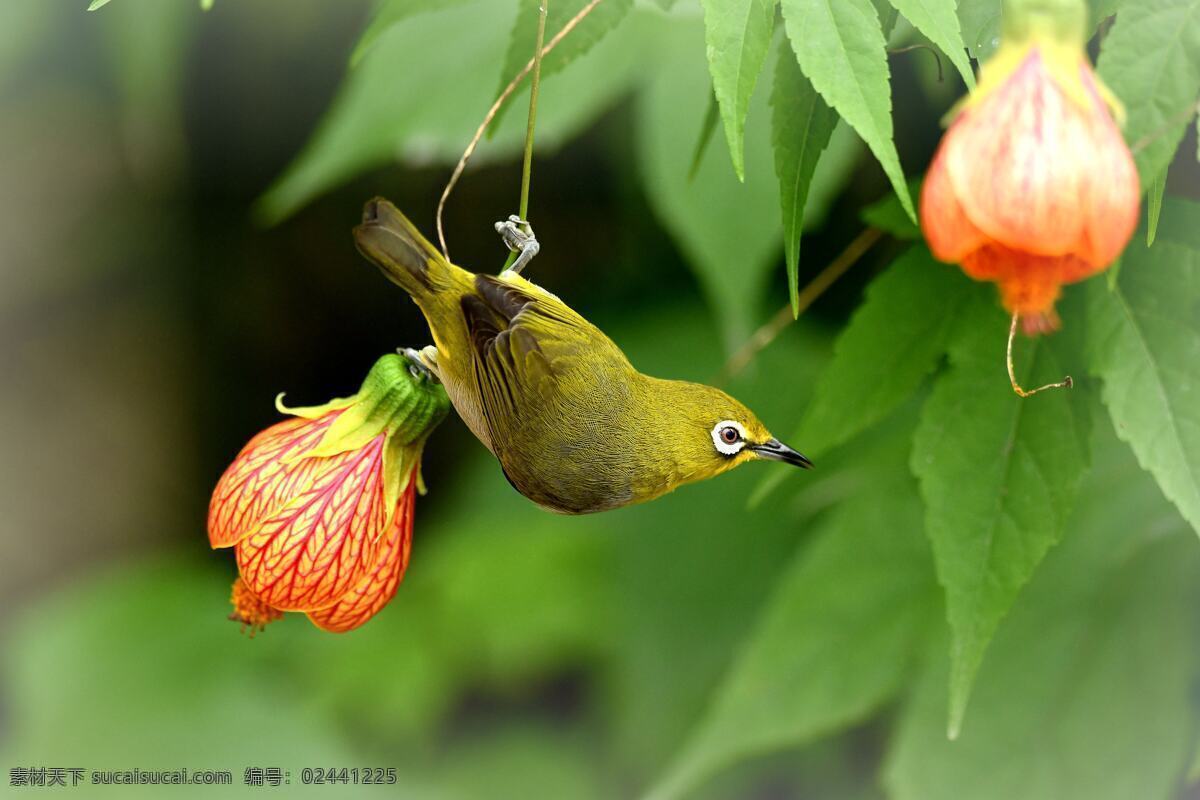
<box><xmin>711</xmin><ymin>420</ymin><xmax>747</xmax><ymax>456</ymax></box>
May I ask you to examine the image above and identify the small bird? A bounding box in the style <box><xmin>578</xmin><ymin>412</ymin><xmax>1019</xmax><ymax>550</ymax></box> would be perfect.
<box><xmin>354</xmin><ymin>198</ymin><xmax>811</xmax><ymax>514</ymax></box>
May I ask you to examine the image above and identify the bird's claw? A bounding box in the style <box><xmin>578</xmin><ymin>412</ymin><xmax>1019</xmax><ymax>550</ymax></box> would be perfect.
<box><xmin>399</xmin><ymin>346</ymin><xmax>441</xmax><ymax>384</ymax></box>
<box><xmin>495</xmin><ymin>214</ymin><xmax>540</xmax><ymax>275</ymax></box>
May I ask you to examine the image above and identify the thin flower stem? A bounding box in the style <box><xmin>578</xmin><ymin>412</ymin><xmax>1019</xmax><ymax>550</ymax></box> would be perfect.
<box><xmin>717</xmin><ymin>227</ymin><xmax>884</xmax><ymax>383</ymax></box>
<box><xmin>503</xmin><ymin>0</ymin><xmax>550</xmax><ymax>272</ymax></box>
<box><xmin>1129</xmin><ymin>96</ymin><xmax>1200</xmax><ymax>155</ymax></box>
<box><xmin>437</xmin><ymin>0</ymin><xmax>603</xmax><ymax>259</ymax></box>
<box><xmin>1006</xmin><ymin>311</ymin><xmax>1073</xmax><ymax>397</ymax></box>
<box><xmin>888</xmin><ymin>44</ymin><xmax>943</xmax><ymax>83</ymax></box>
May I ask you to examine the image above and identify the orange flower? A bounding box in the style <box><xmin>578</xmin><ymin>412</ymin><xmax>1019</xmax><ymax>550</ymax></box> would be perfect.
<box><xmin>921</xmin><ymin>0</ymin><xmax>1139</xmax><ymax>333</ymax></box>
<box><xmin>209</xmin><ymin>353</ymin><xmax>448</xmax><ymax>633</ymax></box>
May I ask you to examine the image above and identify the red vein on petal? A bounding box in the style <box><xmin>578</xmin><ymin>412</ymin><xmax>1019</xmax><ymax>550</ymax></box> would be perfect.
<box><xmin>308</xmin><ymin>483</ymin><xmax>416</xmax><ymax>633</ymax></box>
<box><xmin>235</xmin><ymin>436</ymin><xmax>388</xmax><ymax>611</ymax></box>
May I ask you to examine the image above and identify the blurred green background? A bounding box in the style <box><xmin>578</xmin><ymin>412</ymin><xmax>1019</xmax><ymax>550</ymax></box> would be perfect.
<box><xmin>2</xmin><ymin>2</ymin><xmax>1198</xmax><ymax>799</ymax></box>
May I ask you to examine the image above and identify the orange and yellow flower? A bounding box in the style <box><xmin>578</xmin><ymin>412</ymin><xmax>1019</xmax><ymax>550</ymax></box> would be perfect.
<box><xmin>209</xmin><ymin>353</ymin><xmax>449</xmax><ymax>633</ymax></box>
<box><xmin>921</xmin><ymin>0</ymin><xmax>1139</xmax><ymax>333</ymax></box>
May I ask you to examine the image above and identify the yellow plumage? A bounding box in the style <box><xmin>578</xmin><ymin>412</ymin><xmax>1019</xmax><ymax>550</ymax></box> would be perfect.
<box><xmin>354</xmin><ymin>198</ymin><xmax>810</xmax><ymax>514</ymax></box>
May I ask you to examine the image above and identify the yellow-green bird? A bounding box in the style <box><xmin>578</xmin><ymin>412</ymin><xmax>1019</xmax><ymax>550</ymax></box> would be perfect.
<box><xmin>354</xmin><ymin>198</ymin><xmax>811</xmax><ymax>514</ymax></box>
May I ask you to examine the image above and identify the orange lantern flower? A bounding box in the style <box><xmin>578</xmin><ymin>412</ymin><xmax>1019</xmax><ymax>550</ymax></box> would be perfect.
<box><xmin>209</xmin><ymin>353</ymin><xmax>449</xmax><ymax>633</ymax></box>
<box><xmin>921</xmin><ymin>0</ymin><xmax>1139</xmax><ymax>334</ymax></box>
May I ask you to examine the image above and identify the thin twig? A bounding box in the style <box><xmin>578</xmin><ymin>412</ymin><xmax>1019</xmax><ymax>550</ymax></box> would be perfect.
<box><xmin>1006</xmin><ymin>312</ymin><xmax>1072</xmax><ymax>397</ymax></box>
<box><xmin>888</xmin><ymin>43</ymin><xmax>943</xmax><ymax>83</ymax></box>
<box><xmin>436</xmin><ymin>0</ymin><xmax>604</xmax><ymax>259</ymax></box>
<box><xmin>1130</xmin><ymin>96</ymin><xmax>1200</xmax><ymax>155</ymax></box>
<box><xmin>717</xmin><ymin>228</ymin><xmax>884</xmax><ymax>383</ymax></box>
<box><xmin>502</xmin><ymin>0</ymin><xmax>550</xmax><ymax>272</ymax></box>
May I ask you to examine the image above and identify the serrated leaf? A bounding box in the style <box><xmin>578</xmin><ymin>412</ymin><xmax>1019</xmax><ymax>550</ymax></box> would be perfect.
<box><xmin>491</xmin><ymin>0</ymin><xmax>634</xmax><ymax>133</ymax></box>
<box><xmin>1097</xmin><ymin>0</ymin><xmax>1200</xmax><ymax>190</ymax></box>
<box><xmin>646</xmin><ymin>466</ymin><xmax>936</xmax><ymax>800</ymax></box>
<box><xmin>259</xmin><ymin>0</ymin><xmax>652</xmax><ymax>223</ymax></box>
<box><xmin>1087</xmin><ymin>198</ymin><xmax>1200</xmax><ymax>537</ymax></box>
<box><xmin>779</xmin><ymin>0</ymin><xmax>915</xmax><ymax>221</ymax></box>
<box><xmin>912</xmin><ymin>293</ymin><xmax>1092</xmax><ymax>738</ymax></box>
<box><xmin>887</xmin><ymin>425</ymin><xmax>1198</xmax><ymax>800</ymax></box>
<box><xmin>796</xmin><ymin>247</ymin><xmax>973</xmax><ymax>457</ymax></box>
<box><xmin>956</xmin><ymin>0</ymin><xmax>1001</xmax><ymax>60</ymax></box>
<box><xmin>771</xmin><ymin>45</ymin><xmax>838</xmax><ymax>314</ymax></box>
<box><xmin>636</xmin><ymin>20</ymin><xmax>781</xmax><ymax>344</ymax></box>
<box><xmin>886</xmin><ymin>0</ymin><xmax>976</xmax><ymax>88</ymax></box>
<box><xmin>1146</xmin><ymin>166</ymin><xmax>1167</xmax><ymax>245</ymax></box>
<box><xmin>700</xmin><ymin>0</ymin><xmax>776</xmax><ymax>181</ymax></box>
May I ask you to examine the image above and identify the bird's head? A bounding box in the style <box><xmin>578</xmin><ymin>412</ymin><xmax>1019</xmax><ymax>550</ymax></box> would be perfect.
<box><xmin>653</xmin><ymin>381</ymin><xmax>812</xmax><ymax>487</ymax></box>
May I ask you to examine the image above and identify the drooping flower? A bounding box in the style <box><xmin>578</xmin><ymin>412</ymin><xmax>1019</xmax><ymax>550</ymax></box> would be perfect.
<box><xmin>209</xmin><ymin>353</ymin><xmax>449</xmax><ymax>633</ymax></box>
<box><xmin>921</xmin><ymin>0</ymin><xmax>1139</xmax><ymax>333</ymax></box>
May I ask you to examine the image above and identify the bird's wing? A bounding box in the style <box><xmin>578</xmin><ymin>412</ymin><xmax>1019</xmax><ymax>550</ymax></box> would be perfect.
<box><xmin>460</xmin><ymin>274</ymin><xmax>612</xmax><ymax>438</ymax></box>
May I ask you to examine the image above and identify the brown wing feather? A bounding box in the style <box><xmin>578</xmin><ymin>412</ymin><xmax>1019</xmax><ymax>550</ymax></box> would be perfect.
<box><xmin>460</xmin><ymin>274</ymin><xmax>605</xmax><ymax>444</ymax></box>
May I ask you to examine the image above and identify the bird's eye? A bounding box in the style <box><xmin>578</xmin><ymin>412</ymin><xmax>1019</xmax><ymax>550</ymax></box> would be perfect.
<box><xmin>711</xmin><ymin>420</ymin><xmax>747</xmax><ymax>456</ymax></box>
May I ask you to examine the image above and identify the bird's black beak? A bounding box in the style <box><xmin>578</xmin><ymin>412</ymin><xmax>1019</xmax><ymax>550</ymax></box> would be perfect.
<box><xmin>749</xmin><ymin>438</ymin><xmax>814</xmax><ymax>469</ymax></box>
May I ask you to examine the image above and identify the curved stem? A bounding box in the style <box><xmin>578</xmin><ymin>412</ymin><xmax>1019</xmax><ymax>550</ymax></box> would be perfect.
<box><xmin>503</xmin><ymin>0</ymin><xmax>550</xmax><ymax>271</ymax></box>
<box><xmin>1006</xmin><ymin>311</ymin><xmax>1073</xmax><ymax>397</ymax></box>
<box><xmin>888</xmin><ymin>43</ymin><xmax>943</xmax><ymax>83</ymax></box>
<box><xmin>717</xmin><ymin>227</ymin><xmax>883</xmax><ymax>383</ymax></box>
<box><xmin>437</xmin><ymin>0</ymin><xmax>603</xmax><ymax>259</ymax></box>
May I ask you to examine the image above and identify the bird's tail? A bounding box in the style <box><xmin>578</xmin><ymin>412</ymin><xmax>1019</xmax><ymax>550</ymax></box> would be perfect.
<box><xmin>353</xmin><ymin>198</ymin><xmax>454</xmax><ymax>298</ymax></box>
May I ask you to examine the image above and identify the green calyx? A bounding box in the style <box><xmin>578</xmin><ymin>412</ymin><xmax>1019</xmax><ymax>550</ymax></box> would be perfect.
<box><xmin>1001</xmin><ymin>0</ymin><xmax>1087</xmax><ymax>47</ymax></box>
<box><xmin>278</xmin><ymin>352</ymin><xmax>451</xmax><ymax>508</ymax></box>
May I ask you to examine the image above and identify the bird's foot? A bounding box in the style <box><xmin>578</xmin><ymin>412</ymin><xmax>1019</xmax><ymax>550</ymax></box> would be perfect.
<box><xmin>495</xmin><ymin>214</ymin><xmax>539</xmax><ymax>275</ymax></box>
<box><xmin>399</xmin><ymin>346</ymin><xmax>442</xmax><ymax>384</ymax></box>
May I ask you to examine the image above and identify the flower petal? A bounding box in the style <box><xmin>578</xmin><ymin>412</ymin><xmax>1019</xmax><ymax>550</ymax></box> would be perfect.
<box><xmin>1077</xmin><ymin>68</ymin><xmax>1139</xmax><ymax>267</ymax></box>
<box><xmin>208</xmin><ymin>412</ymin><xmax>340</xmax><ymax>548</ymax></box>
<box><xmin>945</xmin><ymin>50</ymin><xmax>1093</xmax><ymax>257</ymax></box>
<box><xmin>921</xmin><ymin>144</ymin><xmax>988</xmax><ymax>263</ymax></box>
<box><xmin>307</xmin><ymin>481</ymin><xmax>416</xmax><ymax>633</ymax></box>
<box><xmin>234</xmin><ymin>435</ymin><xmax>389</xmax><ymax>611</ymax></box>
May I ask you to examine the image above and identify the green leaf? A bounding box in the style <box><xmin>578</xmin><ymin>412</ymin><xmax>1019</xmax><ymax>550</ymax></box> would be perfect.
<box><xmin>87</xmin><ymin>0</ymin><xmax>112</xmax><ymax>9</ymax></box>
<box><xmin>599</xmin><ymin>305</ymin><xmax>831</xmax><ymax>776</ymax></box>
<box><xmin>912</xmin><ymin>293</ymin><xmax>1092</xmax><ymax>738</ymax></box>
<box><xmin>1090</xmin><ymin>0</ymin><xmax>1125</xmax><ymax>24</ymax></box>
<box><xmin>779</xmin><ymin>0</ymin><xmax>916</xmax><ymax>221</ymax></box>
<box><xmin>796</xmin><ymin>246</ymin><xmax>974</xmax><ymax>458</ymax></box>
<box><xmin>699</xmin><ymin>0</ymin><xmax>777</xmax><ymax>181</ymax></box>
<box><xmin>491</xmin><ymin>0</ymin><xmax>634</xmax><ymax>132</ymax></box>
<box><xmin>956</xmin><ymin>0</ymin><xmax>1001</xmax><ymax>60</ymax></box>
<box><xmin>859</xmin><ymin>177</ymin><xmax>923</xmax><ymax>238</ymax></box>
<box><xmin>771</xmin><ymin>44</ymin><xmax>838</xmax><ymax>314</ymax></box>
<box><xmin>1097</xmin><ymin>0</ymin><xmax>1200</xmax><ymax>189</ymax></box>
<box><xmin>259</xmin><ymin>0</ymin><xmax>652</xmax><ymax>223</ymax></box>
<box><xmin>636</xmin><ymin>19</ymin><xmax>781</xmax><ymax>344</ymax></box>
<box><xmin>646</xmin><ymin>464</ymin><xmax>937</xmax><ymax>800</ymax></box>
<box><xmin>886</xmin><ymin>424</ymin><xmax>1199</xmax><ymax>800</ymax></box>
<box><xmin>1146</xmin><ymin>166</ymin><xmax>1167</xmax><ymax>245</ymax></box>
<box><xmin>885</xmin><ymin>0</ymin><xmax>976</xmax><ymax>88</ymax></box>
<box><xmin>351</xmin><ymin>0</ymin><xmax>475</xmax><ymax>66</ymax></box>
<box><xmin>1086</xmin><ymin>198</ymin><xmax>1200</xmax><ymax>537</ymax></box>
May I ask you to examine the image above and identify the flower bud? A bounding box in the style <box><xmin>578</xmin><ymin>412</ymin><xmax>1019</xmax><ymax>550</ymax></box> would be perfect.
<box><xmin>920</xmin><ymin>0</ymin><xmax>1138</xmax><ymax>332</ymax></box>
<box><xmin>208</xmin><ymin>353</ymin><xmax>449</xmax><ymax>632</ymax></box>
